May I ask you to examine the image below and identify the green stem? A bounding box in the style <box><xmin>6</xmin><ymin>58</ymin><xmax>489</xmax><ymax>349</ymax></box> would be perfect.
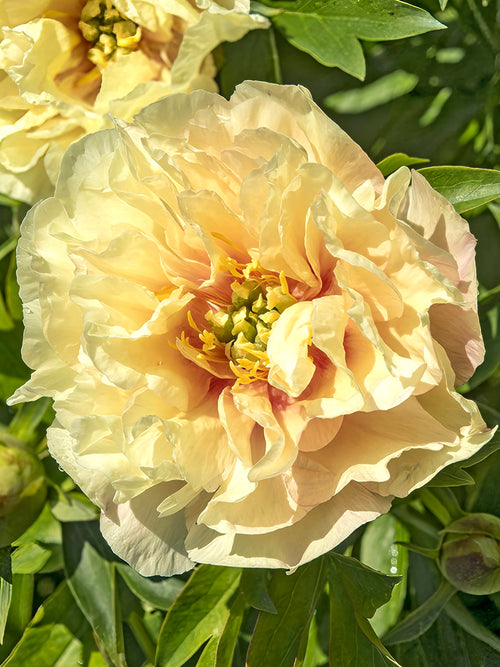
<box><xmin>269</xmin><ymin>27</ymin><xmax>283</xmax><ymax>84</ymax></box>
<box><xmin>431</xmin><ymin>488</ymin><xmax>465</xmax><ymax>521</ymax></box>
<box><xmin>391</xmin><ymin>505</ymin><xmax>440</xmax><ymax>543</ymax></box>
<box><xmin>466</xmin><ymin>0</ymin><xmax>497</xmax><ymax>53</ymax></box>
<box><xmin>420</xmin><ymin>488</ymin><xmax>452</xmax><ymax>526</ymax></box>
<box><xmin>127</xmin><ymin>610</ymin><xmax>156</xmax><ymax>665</ymax></box>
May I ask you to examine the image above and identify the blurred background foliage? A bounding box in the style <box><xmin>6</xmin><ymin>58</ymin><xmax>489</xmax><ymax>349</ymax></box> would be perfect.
<box><xmin>0</xmin><ymin>0</ymin><xmax>499</xmax><ymax>665</ymax></box>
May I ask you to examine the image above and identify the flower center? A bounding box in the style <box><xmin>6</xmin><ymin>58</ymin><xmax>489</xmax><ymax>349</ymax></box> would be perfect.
<box><xmin>197</xmin><ymin>266</ymin><xmax>296</xmax><ymax>385</ymax></box>
<box><xmin>79</xmin><ymin>0</ymin><xmax>142</xmax><ymax>69</ymax></box>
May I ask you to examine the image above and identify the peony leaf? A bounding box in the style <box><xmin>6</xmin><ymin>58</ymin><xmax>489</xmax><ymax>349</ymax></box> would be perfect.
<box><xmin>429</xmin><ymin>432</ymin><xmax>500</xmax><ymax>488</ymax></box>
<box><xmin>376</xmin><ymin>153</ymin><xmax>430</xmax><ymax>177</ymax></box>
<box><xmin>0</xmin><ymin>323</ymin><xmax>30</xmax><ymax>402</ymax></box>
<box><xmin>62</xmin><ymin>522</ymin><xmax>126</xmax><ymax>667</ymax></box>
<box><xmin>117</xmin><ymin>564</ymin><xmax>183</xmax><ymax>612</ymax></box>
<box><xmin>0</xmin><ymin>577</ymin><xmax>11</xmax><ymax>645</ymax></box>
<box><xmin>383</xmin><ymin>579</ymin><xmax>456</xmax><ymax>645</ymax></box>
<box><xmin>0</xmin><ymin>582</ymin><xmax>106</xmax><ymax>667</ymax></box>
<box><xmin>246</xmin><ymin>558</ymin><xmax>326</xmax><ymax>667</ymax></box>
<box><xmin>196</xmin><ymin>635</ymin><xmax>219</xmax><ymax>667</ymax></box>
<box><xmin>218</xmin><ymin>28</ymin><xmax>282</xmax><ymax>99</ymax></box>
<box><xmin>11</xmin><ymin>544</ymin><xmax>52</xmax><ymax>575</ymax></box>
<box><xmin>205</xmin><ymin>593</ymin><xmax>246</xmax><ymax>667</ymax></box>
<box><xmin>360</xmin><ymin>515</ymin><xmax>410</xmax><ymax>637</ymax></box>
<box><xmin>155</xmin><ymin>565</ymin><xmax>241</xmax><ymax>667</ymax></box>
<box><xmin>445</xmin><ymin>596</ymin><xmax>500</xmax><ymax>653</ymax></box>
<box><xmin>419</xmin><ymin>166</ymin><xmax>500</xmax><ymax>213</ymax></box>
<box><xmin>327</xmin><ymin>553</ymin><xmax>401</xmax><ymax>665</ymax></box>
<box><xmin>261</xmin><ymin>0</ymin><xmax>444</xmax><ymax>79</ymax></box>
<box><xmin>324</xmin><ymin>70</ymin><xmax>419</xmax><ymax>114</ymax></box>
<box><xmin>240</xmin><ymin>568</ymin><xmax>277</xmax><ymax>614</ymax></box>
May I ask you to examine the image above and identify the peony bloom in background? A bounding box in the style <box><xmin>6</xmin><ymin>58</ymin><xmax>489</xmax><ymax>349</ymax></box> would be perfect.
<box><xmin>10</xmin><ymin>81</ymin><xmax>492</xmax><ymax>575</ymax></box>
<box><xmin>0</xmin><ymin>0</ymin><xmax>267</xmax><ymax>203</ymax></box>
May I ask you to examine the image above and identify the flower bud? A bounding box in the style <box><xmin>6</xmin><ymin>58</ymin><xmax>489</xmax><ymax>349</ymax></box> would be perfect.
<box><xmin>439</xmin><ymin>513</ymin><xmax>500</xmax><ymax>595</ymax></box>
<box><xmin>0</xmin><ymin>442</ymin><xmax>46</xmax><ymax>547</ymax></box>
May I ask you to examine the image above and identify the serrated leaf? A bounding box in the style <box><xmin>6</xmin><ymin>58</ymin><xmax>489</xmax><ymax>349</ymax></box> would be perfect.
<box><xmin>324</xmin><ymin>70</ymin><xmax>418</xmax><ymax>113</ymax></box>
<box><xmin>377</xmin><ymin>153</ymin><xmax>430</xmax><ymax>177</ymax></box>
<box><xmin>265</xmin><ymin>0</ymin><xmax>444</xmax><ymax>79</ymax></box>
<box><xmin>62</xmin><ymin>521</ymin><xmax>126</xmax><ymax>667</ymax></box>
<box><xmin>384</xmin><ymin>580</ymin><xmax>456</xmax><ymax>645</ymax></box>
<box><xmin>240</xmin><ymin>569</ymin><xmax>277</xmax><ymax>614</ymax></box>
<box><xmin>419</xmin><ymin>166</ymin><xmax>500</xmax><ymax>213</ymax></box>
<box><xmin>246</xmin><ymin>558</ymin><xmax>326</xmax><ymax>667</ymax></box>
<box><xmin>327</xmin><ymin>553</ymin><xmax>401</xmax><ymax>666</ymax></box>
<box><xmin>155</xmin><ymin>565</ymin><xmax>241</xmax><ymax>667</ymax></box>
<box><xmin>117</xmin><ymin>563</ymin><xmax>183</xmax><ymax>611</ymax></box>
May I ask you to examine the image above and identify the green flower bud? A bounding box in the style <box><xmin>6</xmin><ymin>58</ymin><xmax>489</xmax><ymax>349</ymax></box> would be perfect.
<box><xmin>439</xmin><ymin>513</ymin><xmax>500</xmax><ymax>595</ymax></box>
<box><xmin>0</xmin><ymin>442</ymin><xmax>46</xmax><ymax>548</ymax></box>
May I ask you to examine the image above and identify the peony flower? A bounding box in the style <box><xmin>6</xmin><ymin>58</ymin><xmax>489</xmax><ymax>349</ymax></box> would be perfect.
<box><xmin>0</xmin><ymin>0</ymin><xmax>267</xmax><ymax>203</ymax></box>
<box><xmin>10</xmin><ymin>82</ymin><xmax>493</xmax><ymax>575</ymax></box>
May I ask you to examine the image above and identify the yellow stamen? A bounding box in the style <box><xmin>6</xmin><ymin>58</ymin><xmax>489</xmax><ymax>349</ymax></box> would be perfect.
<box><xmin>187</xmin><ymin>310</ymin><xmax>200</xmax><ymax>332</ymax></box>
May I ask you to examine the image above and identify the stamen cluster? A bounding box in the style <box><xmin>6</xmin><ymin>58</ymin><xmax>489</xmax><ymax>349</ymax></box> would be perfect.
<box><xmin>79</xmin><ymin>0</ymin><xmax>142</xmax><ymax>68</ymax></box>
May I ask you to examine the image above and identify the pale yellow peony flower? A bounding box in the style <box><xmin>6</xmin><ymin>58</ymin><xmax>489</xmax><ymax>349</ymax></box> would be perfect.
<box><xmin>0</xmin><ymin>0</ymin><xmax>267</xmax><ymax>203</ymax></box>
<box><xmin>10</xmin><ymin>82</ymin><xmax>493</xmax><ymax>575</ymax></box>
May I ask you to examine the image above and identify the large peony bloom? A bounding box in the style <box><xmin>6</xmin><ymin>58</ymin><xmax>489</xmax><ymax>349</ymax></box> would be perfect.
<box><xmin>10</xmin><ymin>82</ymin><xmax>492</xmax><ymax>575</ymax></box>
<box><xmin>0</xmin><ymin>0</ymin><xmax>267</xmax><ymax>203</ymax></box>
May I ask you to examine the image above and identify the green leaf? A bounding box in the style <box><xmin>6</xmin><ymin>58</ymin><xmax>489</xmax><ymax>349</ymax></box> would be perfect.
<box><xmin>0</xmin><ymin>576</ymin><xmax>12</xmax><ymax>644</ymax></box>
<box><xmin>4</xmin><ymin>574</ymin><xmax>34</xmax><ymax>641</ymax></box>
<box><xmin>327</xmin><ymin>553</ymin><xmax>401</xmax><ymax>666</ymax></box>
<box><xmin>8</xmin><ymin>398</ymin><xmax>52</xmax><ymax>446</ymax></box>
<box><xmin>240</xmin><ymin>569</ymin><xmax>277</xmax><ymax>614</ymax></box>
<box><xmin>117</xmin><ymin>563</ymin><xmax>183</xmax><ymax>611</ymax></box>
<box><xmin>376</xmin><ymin>153</ymin><xmax>430</xmax><ymax>177</ymax></box>
<box><xmin>13</xmin><ymin>503</ymin><xmax>62</xmax><ymax>548</ymax></box>
<box><xmin>218</xmin><ymin>28</ymin><xmax>282</xmax><ymax>99</ymax></box>
<box><xmin>11</xmin><ymin>544</ymin><xmax>52</xmax><ymax>575</ymax></box>
<box><xmin>324</xmin><ymin>70</ymin><xmax>418</xmax><ymax>114</ymax></box>
<box><xmin>155</xmin><ymin>565</ymin><xmax>241</xmax><ymax>667</ymax></box>
<box><xmin>296</xmin><ymin>615</ymin><xmax>327</xmax><ymax>667</ymax></box>
<box><xmin>50</xmin><ymin>492</ymin><xmax>99</xmax><ymax>523</ymax></box>
<box><xmin>383</xmin><ymin>580</ymin><xmax>456</xmax><ymax>645</ymax></box>
<box><xmin>62</xmin><ymin>521</ymin><xmax>126</xmax><ymax>667</ymax></box>
<box><xmin>445</xmin><ymin>596</ymin><xmax>500</xmax><ymax>653</ymax></box>
<box><xmin>196</xmin><ymin>635</ymin><xmax>218</xmax><ymax>667</ymax></box>
<box><xmin>246</xmin><ymin>558</ymin><xmax>326</xmax><ymax>667</ymax></box>
<box><xmin>265</xmin><ymin>0</ymin><xmax>444</xmax><ymax>79</ymax></box>
<box><xmin>211</xmin><ymin>592</ymin><xmax>246</xmax><ymax>667</ymax></box>
<box><xmin>0</xmin><ymin>546</ymin><xmax>11</xmax><ymax>584</ymax></box>
<box><xmin>0</xmin><ymin>322</ymin><xmax>30</xmax><ymax>402</ymax></box>
<box><xmin>419</xmin><ymin>166</ymin><xmax>500</xmax><ymax>213</ymax></box>
<box><xmin>1</xmin><ymin>582</ymin><xmax>105</xmax><ymax>667</ymax></box>
<box><xmin>429</xmin><ymin>433</ymin><xmax>500</xmax><ymax>488</ymax></box>
<box><xmin>360</xmin><ymin>514</ymin><xmax>410</xmax><ymax>636</ymax></box>
<box><xmin>0</xmin><ymin>237</ymin><xmax>17</xmax><ymax>263</ymax></box>
<box><xmin>479</xmin><ymin>284</ymin><xmax>500</xmax><ymax>311</ymax></box>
